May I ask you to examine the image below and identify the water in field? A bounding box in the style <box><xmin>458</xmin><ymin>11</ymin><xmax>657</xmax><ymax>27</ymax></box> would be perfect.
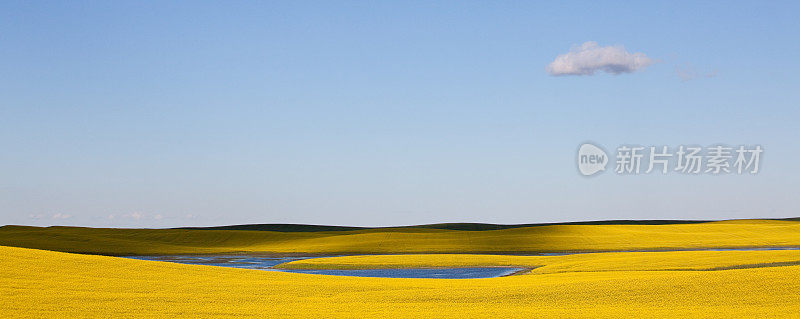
<box><xmin>704</xmin><ymin>247</ymin><xmax>800</xmax><ymax>251</ymax></box>
<box><xmin>124</xmin><ymin>255</ymin><xmax>523</xmax><ymax>278</ymax></box>
<box><xmin>126</xmin><ymin>255</ymin><xmax>313</xmax><ymax>270</ymax></box>
<box><xmin>127</xmin><ymin>247</ymin><xmax>800</xmax><ymax>278</ymax></box>
<box><xmin>537</xmin><ymin>247</ymin><xmax>800</xmax><ymax>256</ymax></box>
<box><xmin>279</xmin><ymin>267</ymin><xmax>524</xmax><ymax>279</ymax></box>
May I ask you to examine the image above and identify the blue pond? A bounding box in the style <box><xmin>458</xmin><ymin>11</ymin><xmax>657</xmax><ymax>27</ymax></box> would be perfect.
<box><xmin>127</xmin><ymin>247</ymin><xmax>800</xmax><ymax>279</ymax></box>
<box><xmin>125</xmin><ymin>255</ymin><xmax>523</xmax><ymax>279</ymax></box>
<box><xmin>126</xmin><ymin>255</ymin><xmax>313</xmax><ymax>269</ymax></box>
<box><xmin>280</xmin><ymin>267</ymin><xmax>523</xmax><ymax>279</ymax></box>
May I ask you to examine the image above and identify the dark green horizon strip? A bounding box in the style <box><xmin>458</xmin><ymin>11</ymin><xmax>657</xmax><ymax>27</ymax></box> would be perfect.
<box><xmin>173</xmin><ymin>219</ymin><xmax>726</xmax><ymax>232</ymax></box>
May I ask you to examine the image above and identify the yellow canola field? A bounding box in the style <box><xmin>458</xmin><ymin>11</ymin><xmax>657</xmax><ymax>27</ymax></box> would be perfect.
<box><xmin>2</xmin><ymin>245</ymin><xmax>800</xmax><ymax>318</ymax></box>
<box><xmin>1</xmin><ymin>219</ymin><xmax>799</xmax><ymax>255</ymax></box>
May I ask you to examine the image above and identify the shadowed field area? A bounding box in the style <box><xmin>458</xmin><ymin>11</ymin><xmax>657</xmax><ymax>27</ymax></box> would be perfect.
<box><xmin>176</xmin><ymin>219</ymin><xmax>717</xmax><ymax>232</ymax></box>
<box><xmin>1</xmin><ymin>219</ymin><xmax>799</xmax><ymax>255</ymax></box>
<box><xmin>2</xmin><ymin>245</ymin><xmax>800</xmax><ymax>318</ymax></box>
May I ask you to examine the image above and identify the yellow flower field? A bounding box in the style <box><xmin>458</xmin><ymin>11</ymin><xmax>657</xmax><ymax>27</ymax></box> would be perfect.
<box><xmin>2</xmin><ymin>245</ymin><xmax>800</xmax><ymax>318</ymax></box>
<box><xmin>2</xmin><ymin>220</ymin><xmax>800</xmax><ymax>317</ymax></box>
<box><xmin>1</xmin><ymin>219</ymin><xmax>799</xmax><ymax>255</ymax></box>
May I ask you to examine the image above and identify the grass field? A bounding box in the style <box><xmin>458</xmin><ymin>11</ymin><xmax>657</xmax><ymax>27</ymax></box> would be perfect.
<box><xmin>1</xmin><ymin>219</ymin><xmax>799</xmax><ymax>255</ymax></box>
<box><xmin>2</xmin><ymin>245</ymin><xmax>800</xmax><ymax>318</ymax></box>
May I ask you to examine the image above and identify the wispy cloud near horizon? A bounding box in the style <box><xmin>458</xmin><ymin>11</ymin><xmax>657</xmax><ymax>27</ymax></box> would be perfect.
<box><xmin>675</xmin><ymin>63</ymin><xmax>718</xmax><ymax>81</ymax></box>
<box><xmin>51</xmin><ymin>213</ymin><xmax>71</xmax><ymax>220</ymax></box>
<box><xmin>547</xmin><ymin>42</ymin><xmax>654</xmax><ymax>76</ymax></box>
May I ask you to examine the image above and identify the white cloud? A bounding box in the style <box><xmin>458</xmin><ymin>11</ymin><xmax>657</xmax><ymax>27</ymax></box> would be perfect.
<box><xmin>675</xmin><ymin>63</ymin><xmax>717</xmax><ymax>81</ymax></box>
<box><xmin>51</xmin><ymin>213</ymin><xmax>72</xmax><ymax>219</ymax></box>
<box><xmin>109</xmin><ymin>212</ymin><xmax>168</xmax><ymax>221</ymax></box>
<box><xmin>547</xmin><ymin>42</ymin><xmax>654</xmax><ymax>76</ymax></box>
<box><xmin>117</xmin><ymin>212</ymin><xmax>145</xmax><ymax>220</ymax></box>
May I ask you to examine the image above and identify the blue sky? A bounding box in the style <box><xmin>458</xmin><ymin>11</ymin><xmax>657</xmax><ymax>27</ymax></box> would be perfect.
<box><xmin>1</xmin><ymin>1</ymin><xmax>799</xmax><ymax>227</ymax></box>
